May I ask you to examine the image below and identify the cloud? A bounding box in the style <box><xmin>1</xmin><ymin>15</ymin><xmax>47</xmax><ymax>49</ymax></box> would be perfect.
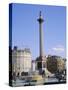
<box><xmin>52</xmin><ymin>47</ymin><xmax>64</xmax><ymax>51</ymax></box>
<box><xmin>52</xmin><ymin>45</ymin><xmax>64</xmax><ymax>52</ymax></box>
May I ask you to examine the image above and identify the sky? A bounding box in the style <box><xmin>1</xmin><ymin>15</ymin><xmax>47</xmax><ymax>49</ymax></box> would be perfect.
<box><xmin>11</xmin><ymin>3</ymin><xmax>66</xmax><ymax>59</ymax></box>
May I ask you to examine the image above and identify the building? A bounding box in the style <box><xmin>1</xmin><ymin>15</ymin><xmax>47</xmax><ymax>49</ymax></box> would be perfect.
<box><xmin>46</xmin><ymin>55</ymin><xmax>65</xmax><ymax>74</ymax></box>
<box><xmin>63</xmin><ymin>58</ymin><xmax>66</xmax><ymax>70</ymax></box>
<box><xmin>12</xmin><ymin>46</ymin><xmax>32</xmax><ymax>76</ymax></box>
<box><xmin>31</xmin><ymin>60</ymin><xmax>36</xmax><ymax>72</ymax></box>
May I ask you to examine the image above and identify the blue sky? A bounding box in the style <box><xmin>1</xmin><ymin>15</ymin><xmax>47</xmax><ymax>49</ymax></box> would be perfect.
<box><xmin>12</xmin><ymin>3</ymin><xmax>66</xmax><ymax>59</ymax></box>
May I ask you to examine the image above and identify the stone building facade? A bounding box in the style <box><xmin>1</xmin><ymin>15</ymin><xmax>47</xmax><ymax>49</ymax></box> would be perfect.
<box><xmin>12</xmin><ymin>46</ymin><xmax>32</xmax><ymax>76</ymax></box>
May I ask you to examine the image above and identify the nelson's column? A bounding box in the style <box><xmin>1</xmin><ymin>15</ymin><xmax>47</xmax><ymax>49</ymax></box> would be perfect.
<box><xmin>36</xmin><ymin>11</ymin><xmax>46</xmax><ymax>74</ymax></box>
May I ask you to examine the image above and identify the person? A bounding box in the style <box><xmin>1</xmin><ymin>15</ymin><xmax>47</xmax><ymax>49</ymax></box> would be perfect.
<box><xmin>42</xmin><ymin>70</ymin><xmax>45</xmax><ymax>77</ymax></box>
<box><xmin>13</xmin><ymin>72</ymin><xmax>16</xmax><ymax>83</ymax></box>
